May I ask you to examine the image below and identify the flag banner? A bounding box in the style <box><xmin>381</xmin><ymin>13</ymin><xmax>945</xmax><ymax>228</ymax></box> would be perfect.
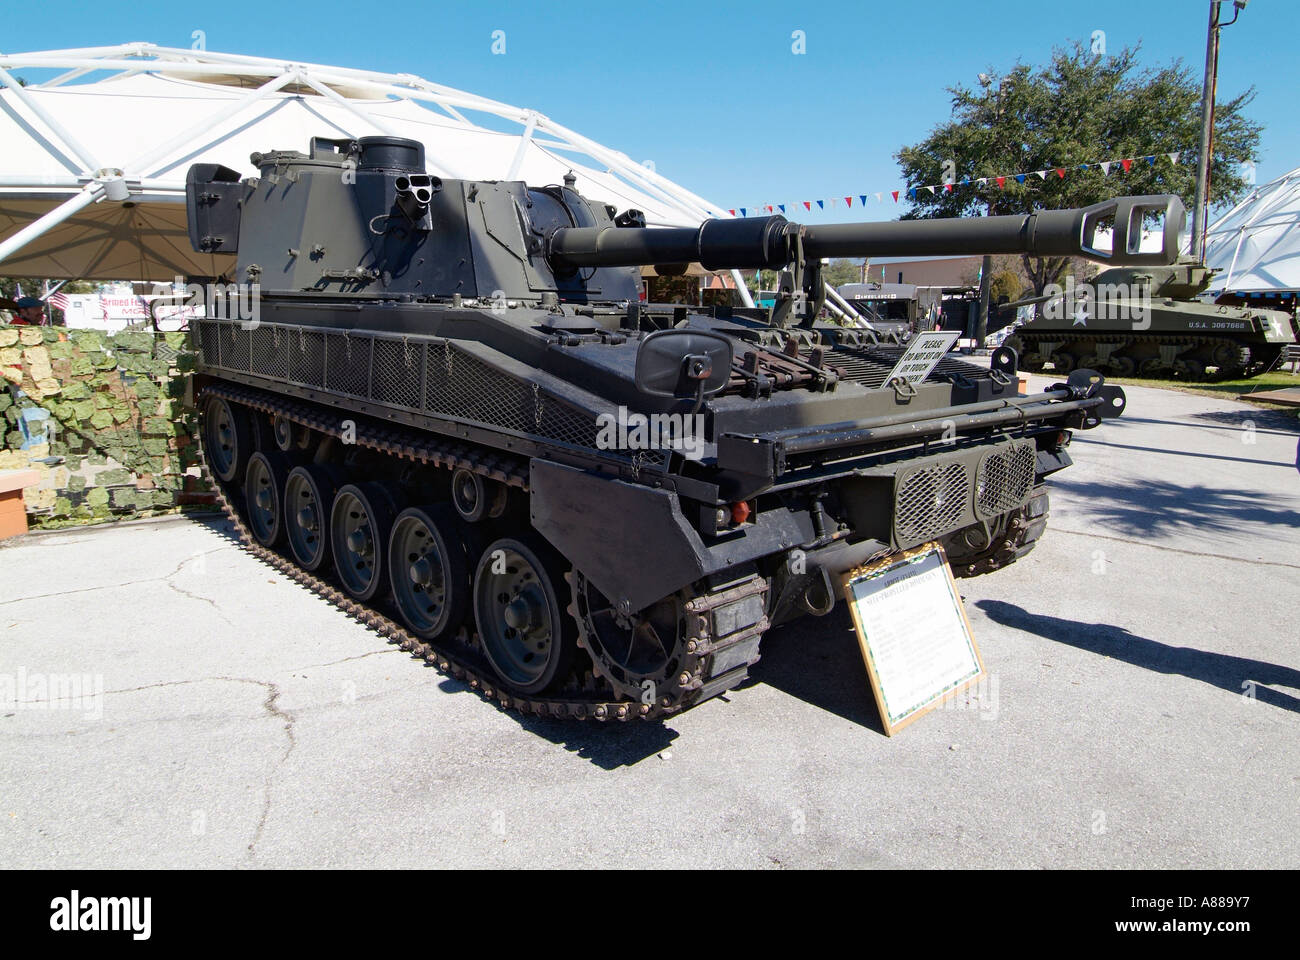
<box><xmin>721</xmin><ymin>149</ymin><xmax>1186</xmax><ymax>215</ymax></box>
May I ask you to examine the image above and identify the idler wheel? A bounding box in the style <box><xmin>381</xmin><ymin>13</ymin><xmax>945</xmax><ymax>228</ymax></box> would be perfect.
<box><xmin>244</xmin><ymin>450</ymin><xmax>290</xmax><ymax>548</ymax></box>
<box><xmin>473</xmin><ymin>535</ymin><xmax>575</xmax><ymax>695</ymax></box>
<box><xmin>284</xmin><ymin>464</ymin><xmax>339</xmax><ymax>571</ymax></box>
<box><xmin>388</xmin><ymin>505</ymin><xmax>470</xmax><ymax>640</ymax></box>
<box><xmin>203</xmin><ymin>396</ymin><xmax>252</xmax><ymax>483</ymax></box>
<box><xmin>330</xmin><ymin>483</ymin><xmax>397</xmax><ymax>601</ymax></box>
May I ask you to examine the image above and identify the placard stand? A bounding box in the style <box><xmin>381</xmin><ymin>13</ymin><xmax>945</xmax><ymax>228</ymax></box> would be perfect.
<box><xmin>842</xmin><ymin>543</ymin><xmax>985</xmax><ymax>736</ymax></box>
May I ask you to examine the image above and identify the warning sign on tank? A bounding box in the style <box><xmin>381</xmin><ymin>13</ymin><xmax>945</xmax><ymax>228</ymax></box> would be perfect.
<box><xmin>884</xmin><ymin>330</ymin><xmax>960</xmax><ymax>385</ymax></box>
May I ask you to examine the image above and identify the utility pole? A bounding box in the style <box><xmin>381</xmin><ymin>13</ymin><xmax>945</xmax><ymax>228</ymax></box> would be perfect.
<box><xmin>1191</xmin><ymin>0</ymin><xmax>1248</xmax><ymax>262</ymax></box>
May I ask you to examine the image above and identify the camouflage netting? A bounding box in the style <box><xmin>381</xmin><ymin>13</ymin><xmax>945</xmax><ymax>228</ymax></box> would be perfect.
<box><xmin>0</xmin><ymin>325</ymin><xmax>209</xmax><ymax>528</ymax></box>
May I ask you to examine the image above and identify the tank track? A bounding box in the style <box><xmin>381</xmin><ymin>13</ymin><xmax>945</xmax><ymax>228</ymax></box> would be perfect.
<box><xmin>197</xmin><ymin>382</ymin><xmax>768</xmax><ymax>721</ymax></box>
<box><xmin>944</xmin><ymin>486</ymin><xmax>1049</xmax><ymax>578</ymax></box>
<box><xmin>1008</xmin><ymin>331</ymin><xmax>1282</xmax><ymax>379</ymax></box>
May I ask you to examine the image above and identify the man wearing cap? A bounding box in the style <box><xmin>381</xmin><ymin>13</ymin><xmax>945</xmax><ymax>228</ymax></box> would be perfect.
<box><xmin>9</xmin><ymin>296</ymin><xmax>45</xmax><ymax>326</ymax></box>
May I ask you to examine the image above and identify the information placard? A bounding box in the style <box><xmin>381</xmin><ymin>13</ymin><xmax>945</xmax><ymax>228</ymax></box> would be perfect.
<box><xmin>842</xmin><ymin>543</ymin><xmax>984</xmax><ymax>735</ymax></box>
<box><xmin>884</xmin><ymin>330</ymin><xmax>960</xmax><ymax>385</ymax></box>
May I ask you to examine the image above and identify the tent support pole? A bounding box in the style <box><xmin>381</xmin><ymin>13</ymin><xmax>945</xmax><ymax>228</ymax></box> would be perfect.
<box><xmin>0</xmin><ymin>186</ymin><xmax>100</xmax><ymax>267</ymax></box>
<box><xmin>0</xmin><ymin>64</ymin><xmax>101</xmax><ymax>173</ymax></box>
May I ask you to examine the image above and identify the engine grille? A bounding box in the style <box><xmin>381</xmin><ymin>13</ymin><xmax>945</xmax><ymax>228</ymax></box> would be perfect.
<box><xmin>194</xmin><ymin>318</ymin><xmax>616</xmax><ymax>457</ymax></box>
<box><xmin>828</xmin><ymin>344</ymin><xmax>995</xmax><ymax>390</ymax></box>
<box><xmin>976</xmin><ymin>441</ymin><xmax>1036</xmax><ymax>518</ymax></box>
<box><xmin>893</xmin><ymin>460</ymin><xmax>970</xmax><ymax>547</ymax></box>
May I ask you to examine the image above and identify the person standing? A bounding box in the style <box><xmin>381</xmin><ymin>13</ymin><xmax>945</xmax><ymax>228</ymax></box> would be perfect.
<box><xmin>9</xmin><ymin>296</ymin><xmax>46</xmax><ymax>326</ymax></box>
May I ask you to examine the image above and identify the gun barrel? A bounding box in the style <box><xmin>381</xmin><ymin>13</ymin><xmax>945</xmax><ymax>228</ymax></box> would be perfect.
<box><xmin>547</xmin><ymin>194</ymin><xmax>1185</xmax><ymax>272</ymax></box>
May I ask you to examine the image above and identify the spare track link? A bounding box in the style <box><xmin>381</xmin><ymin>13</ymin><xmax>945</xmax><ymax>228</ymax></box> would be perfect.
<box><xmin>197</xmin><ymin>384</ymin><xmax>768</xmax><ymax>721</ymax></box>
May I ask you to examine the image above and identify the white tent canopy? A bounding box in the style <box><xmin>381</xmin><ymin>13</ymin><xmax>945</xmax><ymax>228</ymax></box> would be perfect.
<box><xmin>1202</xmin><ymin>166</ymin><xmax>1300</xmax><ymax>295</ymax></box>
<box><xmin>0</xmin><ymin>42</ymin><xmax>752</xmax><ymax>302</ymax></box>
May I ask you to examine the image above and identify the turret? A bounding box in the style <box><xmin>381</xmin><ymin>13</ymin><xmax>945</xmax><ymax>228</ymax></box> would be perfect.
<box><xmin>186</xmin><ymin>136</ymin><xmax>1185</xmax><ymax>315</ymax></box>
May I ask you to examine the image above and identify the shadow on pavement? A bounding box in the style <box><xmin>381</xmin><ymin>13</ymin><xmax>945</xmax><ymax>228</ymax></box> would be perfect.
<box><xmin>1049</xmin><ymin>477</ymin><xmax>1300</xmax><ymax>537</ymax></box>
<box><xmin>1115</xmin><ymin>409</ymin><xmax>1300</xmax><ymax>436</ymax></box>
<box><xmin>977</xmin><ymin>599</ymin><xmax>1300</xmax><ymax>713</ymax></box>
<box><xmin>744</xmin><ymin>609</ymin><xmax>885</xmax><ymax>734</ymax></box>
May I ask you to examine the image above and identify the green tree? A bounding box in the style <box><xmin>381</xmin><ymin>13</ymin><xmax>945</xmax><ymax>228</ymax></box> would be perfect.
<box><xmin>821</xmin><ymin>258</ymin><xmax>864</xmax><ymax>288</ymax></box>
<box><xmin>895</xmin><ymin>40</ymin><xmax>1262</xmax><ymax>300</ymax></box>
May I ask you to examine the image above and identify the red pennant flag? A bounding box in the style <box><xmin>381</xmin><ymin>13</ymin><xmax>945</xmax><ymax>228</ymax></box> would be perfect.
<box><xmin>1055</xmin><ymin>168</ymin><xmax>1065</xmax><ymax>179</ymax></box>
<box><xmin>1121</xmin><ymin>158</ymin><xmax>1132</xmax><ymax>173</ymax></box>
<box><xmin>845</xmin><ymin>196</ymin><xmax>852</xmax><ymax>207</ymax></box>
<box><xmin>803</xmin><ymin>201</ymin><xmax>811</xmax><ymax>211</ymax></box>
<box><xmin>728</xmin><ymin>209</ymin><xmax>735</xmax><ymax>217</ymax></box>
<box><xmin>996</xmin><ymin>176</ymin><xmax>1005</xmax><ymax>189</ymax></box>
<box><xmin>943</xmin><ymin>183</ymin><xmax>953</xmax><ymax>193</ymax></box>
<box><xmin>891</xmin><ymin>190</ymin><xmax>899</xmax><ymax>202</ymax></box>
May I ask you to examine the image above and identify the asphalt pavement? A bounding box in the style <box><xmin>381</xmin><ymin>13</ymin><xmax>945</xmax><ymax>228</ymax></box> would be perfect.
<box><xmin>2</xmin><ymin>377</ymin><xmax>1297</xmax><ymax>868</ymax></box>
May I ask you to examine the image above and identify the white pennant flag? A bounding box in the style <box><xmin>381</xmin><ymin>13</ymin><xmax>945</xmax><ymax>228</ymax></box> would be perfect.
<box><xmin>1167</xmin><ymin>152</ymin><xmax>1180</xmax><ymax>164</ymax></box>
<box><xmin>1035</xmin><ymin>170</ymin><xmax>1047</xmax><ymax>180</ymax></box>
<box><xmin>875</xmin><ymin>192</ymin><xmax>883</xmax><ymax>202</ymax></box>
<box><xmin>977</xmin><ymin>178</ymin><xmax>988</xmax><ymax>187</ymax></box>
<box><xmin>924</xmin><ymin>185</ymin><xmax>936</xmax><ymax>195</ymax></box>
<box><xmin>830</xmin><ymin>197</ymin><xmax>839</xmax><ymax>207</ymax></box>
<box><xmin>1101</xmin><ymin>161</ymin><xmax>1113</xmax><ymax>174</ymax></box>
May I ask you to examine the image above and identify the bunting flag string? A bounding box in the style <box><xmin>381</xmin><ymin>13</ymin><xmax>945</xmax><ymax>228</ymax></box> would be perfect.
<box><xmin>718</xmin><ymin>149</ymin><xmax>1186</xmax><ymax>218</ymax></box>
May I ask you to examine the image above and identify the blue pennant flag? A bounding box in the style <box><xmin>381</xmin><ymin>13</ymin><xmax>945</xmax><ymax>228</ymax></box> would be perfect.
<box><xmin>778</xmin><ymin>204</ymin><xmax>785</xmax><ymax>213</ymax></box>
<box><xmin>816</xmin><ymin>200</ymin><xmax>824</xmax><ymax>210</ymax></box>
<box><xmin>907</xmin><ymin>187</ymin><xmax>917</xmax><ymax>200</ymax></box>
<box><xmin>1146</xmin><ymin>155</ymin><xmax>1157</xmax><ymax>166</ymax></box>
<box><xmin>859</xmin><ymin>195</ymin><xmax>867</xmax><ymax>206</ymax></box>
<box><xmin>739</xmin><ymin>208</ymin><xmax>746</xmax><ymax>217</ymax></box>
<box><xmin>960</xmin><ymin>177</ymin><xmax>970</xmax><ymax>186</ymax></box>
<box><xmin>1079</xmin><ymin>164</ymin><xmax>1090</xmax><ymax>171</ymax></box>
<box><xmin>1015</xmin><ymin>174</ymin><xmax>1027</xmax><ymax>185</ymax></box>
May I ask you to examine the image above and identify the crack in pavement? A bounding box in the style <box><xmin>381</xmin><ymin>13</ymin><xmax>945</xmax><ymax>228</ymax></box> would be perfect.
<box><xmin>0</xmin><ymin>547</ymin><xmax>231</xmax><ymax>608</ymax></box>
<box><xmin>247</xmin><ymin>681</ymin><xmax>295</xmax><ymax>861</ymax></box>
<box><xmin>0</xmin><ymin>672</ymin><xmax>298</xmax><ymax>859</ymax></box>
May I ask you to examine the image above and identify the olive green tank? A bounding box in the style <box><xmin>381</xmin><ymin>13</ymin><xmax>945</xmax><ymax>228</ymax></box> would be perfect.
<box><xmin>1004</xmin><ymin>258</ymin><xmax>1296</xmax><ymax>380</ymax></box>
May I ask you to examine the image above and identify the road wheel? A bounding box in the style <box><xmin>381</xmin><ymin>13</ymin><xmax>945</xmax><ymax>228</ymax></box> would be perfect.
<box><xmin>388</xmin><ymin>505</ymin><xmax>470</xmax><ymax>640</ymax></box>
<box><xmin>473</xmin><ymin>535</ymin><xmax>575</xmax><ymax>695</ymax></box>
<box><xmin>330</xmin><ymin>483</ymin><xmax>397</xmax><ymax>601</ymax></box>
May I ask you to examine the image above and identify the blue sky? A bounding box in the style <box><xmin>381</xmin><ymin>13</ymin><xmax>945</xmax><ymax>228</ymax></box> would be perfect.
<box><xmin>4</xmin><ymin>0</ymin><xmax>1293</xmax><ymax>223</ymax></box>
